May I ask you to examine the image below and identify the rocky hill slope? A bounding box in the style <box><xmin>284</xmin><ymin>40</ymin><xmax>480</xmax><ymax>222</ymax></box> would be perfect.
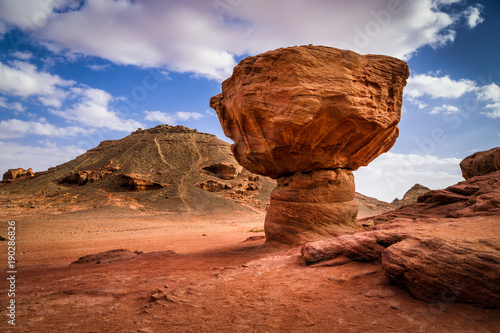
<box><xmin>0</xmin><ymin>125</ymin><xmax>275</xmax><ymax>214</ymax></box>
<box><xmin>0</xmin><ymin>124</ymin><xmax>396</xmax><ymax>217</ymax></box>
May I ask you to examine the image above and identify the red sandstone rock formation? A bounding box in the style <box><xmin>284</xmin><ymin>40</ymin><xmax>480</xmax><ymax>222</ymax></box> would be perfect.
<box><xmin>210</xmin><ymin>45</ymin><xmax>409</xmax><ymax>245</ymax></box>
<box><xmin>460</xmin><ymin>146</ymin><xmax>500</xmax><ymax>179</ymax></box>
<box><xmin>2</xmin><ymin>167</ymin><xmax>35</xmax><ymax>182</ymax></box>
<box><xmin>302</xmin><ymin>148</ymin><xmax>500</xmax><ymax>308</ymax></box>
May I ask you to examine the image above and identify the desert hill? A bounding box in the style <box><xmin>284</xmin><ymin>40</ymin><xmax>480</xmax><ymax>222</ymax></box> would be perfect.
<box><xmin>0</xmin><ymin>124</ymin><xmax>395</xmax><ymax>217</ymax></box>
<box><xmin>0</xmin><ymin>125</ymin><xmax>276</xmax><ymax>214</ymax></box>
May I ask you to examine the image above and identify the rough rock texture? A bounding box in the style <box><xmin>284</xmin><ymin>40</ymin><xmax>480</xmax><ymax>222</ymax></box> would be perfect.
<box><xmin>120</xmin><ymin>174</ymin><xmax>167</xmax><ymax>191</ymax></box>
<box><xmin>59</xmin><ymin>166</ymin><xmax>119</xmax><ymax>186</ymax></box>
<box><xmin>302</xmin><ymin>156</ymin><xmax>500</xmax><ymax>307</ymax></box>
<box><xmin>460</xmin><ymin>146</ymin><xmax>500</xmax><ymax>179</ymax></box>
<box><xmin>210</xmin><ymin>45</ymin><xmax>409</xmax><ymax>177</ymax></box>
<box><xmin>265</xmin><ymin>169</ymin><xmax>358</xmax><ymax>244</ymax></box>
<box><xmin>202</xmin><ymin>162</ymin><xmax>242</xmax><ymax>180</ymax></box>
<box><xmin>391</xmin><ymin>183</ymin><xmax>431</xmax><ymax>208</ymax></box>
<box><xmin>0</xmin><ymin>124</ymin><xmax>276</xmax><ymax>214</ymax></box>
<box><xmin>210</xmin><ymin>45</ymin><xmax>409</xmax><ymax>245</ymax></box>
<box><xmin>2</xmin><ymin>167</ymin><xmax>35</xmax><ymax>181</ymax></box>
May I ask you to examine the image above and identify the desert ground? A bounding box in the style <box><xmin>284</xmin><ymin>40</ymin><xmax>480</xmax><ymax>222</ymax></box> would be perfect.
<box><xmin>1</xmin><ymin>205</ymin><xmax>498</xmax><ymax>332</ymax></box>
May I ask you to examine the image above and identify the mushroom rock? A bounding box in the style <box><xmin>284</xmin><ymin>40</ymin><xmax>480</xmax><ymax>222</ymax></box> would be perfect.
<box><xmin>210</xmin><ymin>45</ymin><xmax>409</xmax><ymax>245</ymax></box>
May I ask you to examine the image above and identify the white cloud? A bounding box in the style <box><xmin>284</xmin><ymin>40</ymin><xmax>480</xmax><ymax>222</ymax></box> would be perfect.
<box><xmin>144</xmin><ymin>110</ymin><xmax>204</xmax><ymax>124</ymax></box>
<box><xmin>86</xmin><ymin>64</ymin><xmax>111</xmax><ymax>71</ymax></box>
<box><xmin>0</xmin><ymin>96</ymin><xmax>25</xmax><ymax>112</ymax></box>
<box><xmin>464</xmin><ymin>5</ymin><xmax>484</xmax><ymax>28</ymax></box>
<box><xmin>0</xmin><ymin>0</ymin><xmax>476</xmax><ymax>81</ymax></box>
<box><xmin>0</xmin><ymin>0</ymin><xmax>70</xmax><ymax>31</ymax></box>
<box><xmin>430</xmin><ymin>104</ymin><xmax>460</xmax><ymax>115</ymax></box>
<box><xmin>144</xmin><ymin>110</ymin><xmax>176</xmax><ymax>124</ymax></box>
<box><xmin>0</xmin><ymin>140</ymin><xmax>85</xmax><ymax>175</ymax></box>
<box><xmin>0</xmin><ymin>118</ymin><xmax>91</xmax><ymax>139</ymax></box>
<box><xmin>482</xmin><ymin>103</ymin><xmax>500</xmax><ymax>119</ymax></box>
<box><xmin>477</xmin><ymin>83</ymin><xmax>500</xmax><ymax>102</ymax></box>
<box><xmin>355</xmin><ymin>152</ymin><xmax>462</xmax><ymax>202</ymax></box>
<box><xmin>409</xmin><ymin>99</ymin><xmax>428</xmax><ymax>109</ymax></box>
<box><xmin>11</xmin><ymin>51</ymin><xmax>33</xmax><ymax>60</ymax></box>
<box><xmin>405</xmin><ymin>73</ymin><xmax>477</xmax><ymax>99</ymax></box>
<box><xmin>477</xmin><ymin>83</ymin><xmax>500</xmax><ymax>119</ymax></box>
<box><xmin>51</xmin><ymin>87</ymin><xmax>144</xmax><ymax>131</ymax></box>
<box><xmin>176</xmin><ymin>111</ymin><xmax>204</xmax><ymax>121</ymax></box>
<box><xmin>0</xmin><ymin>60</ymin><xmax>143</xmax><ymax>131</ymax></box>
<box><xmin>0</xmin><ymin>60</ymin><xmax>73</xmax><ymax>107</ymax></box>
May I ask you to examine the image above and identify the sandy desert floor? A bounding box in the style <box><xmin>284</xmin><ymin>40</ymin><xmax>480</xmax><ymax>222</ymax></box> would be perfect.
<box><xmin>1</xmin><ymin>207</ymin><xmax>499</xmax><ymax>332</ymax></box>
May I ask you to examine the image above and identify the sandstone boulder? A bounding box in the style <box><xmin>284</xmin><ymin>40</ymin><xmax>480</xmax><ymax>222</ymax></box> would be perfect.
<box><xmin>2</xmin><ymin>168</ymin><xmax>35</xmax><ymax>181</ymax></box>
<box><xmin>460</xmin><ymin>146</ymin><xmax>500</xmax><ymax>179</ymax></box>
<box><xmin>210</xmin><ymin>45</ymin><xmax>409</xmax><ymax>178</ymax></box>
<box><xmin>211</xmin><ymin>45</ymin><xmax>409</xmax><ymax>245</ymax></box>
<box><xmin>302</xmin><ymin>165</ymin><xmax>500</xmax><ymax>308</ymax></box>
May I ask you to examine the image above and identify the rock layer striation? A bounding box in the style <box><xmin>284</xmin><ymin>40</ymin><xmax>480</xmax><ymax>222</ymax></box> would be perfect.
<box><xmin>302</xmin><ymin>148</ymin><xmax>500</xmax><ymax>308</ymax></box>
<box><xmin>211</xmin><ymin>45</ymin><xmax>409</xmax><ymax>245</ymax></box>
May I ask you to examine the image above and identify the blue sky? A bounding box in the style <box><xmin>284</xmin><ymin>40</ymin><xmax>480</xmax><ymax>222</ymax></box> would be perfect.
<box><xmin>0</xmin><ymin>0</ymin><xmax>499</xmax><ymax>202</ymax></box>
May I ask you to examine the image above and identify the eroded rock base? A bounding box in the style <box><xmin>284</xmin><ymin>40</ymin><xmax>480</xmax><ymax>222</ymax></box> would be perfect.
<box><xmin>265</xmin><ymin>169</ymin><xmax>358</xmax><ymax>245</ymax></box>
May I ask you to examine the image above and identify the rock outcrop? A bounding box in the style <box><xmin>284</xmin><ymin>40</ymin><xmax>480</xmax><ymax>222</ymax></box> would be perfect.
<box><xmin>210</xmin><ymin>45</ymin><xmax>409</xmax><ymax>245</ymax></box>
<box><xmin>460</xmin><ymin>146</ymin><xmax>500</xmax><ymax>179</ymax></box>
<box><xmin>2</xmin><ymin>168</ymin><xmax>35</xmax><ymax>182</ymax></box>
<box><xmin>59</xmin><ymin>166</ymin><xmax>119</xmax><ymax>186</ymax></box>
<box><xmin>391</xmin><ymin>183</ymin><xmax>431</xmax><ymax>208</ymax></box>
<box><xmin>302</xmin><ymin>148</ymin><xmax>500</xmax><ymax>308</ymax></box>
<box><xmin>202</xmin><ymin>162</ymin><xmax>242</xmax><ymax>180</ymax></box>
<box><xmin>120</xmin><ymin>174</ymin><xmax>167</xmax><ymax>191</ymax></box>
<box><xmin>0</xmin><ymin>125</ymin><xmax>276</xmax><ymax>214</ymax></box>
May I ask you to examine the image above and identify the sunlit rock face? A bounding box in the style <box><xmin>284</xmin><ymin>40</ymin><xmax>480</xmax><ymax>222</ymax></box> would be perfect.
<box><xmin>211</xmin><ymin>45</ymin><xmax>409</xmax><ymax>245</ymax></box>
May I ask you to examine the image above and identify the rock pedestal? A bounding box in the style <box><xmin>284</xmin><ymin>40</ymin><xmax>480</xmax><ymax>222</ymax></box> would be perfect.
<box><xmin>266</xmin><ymin>169</ymin><xmax>357</xmax><ymax>244</ymax></box>
<box><xmin>210</xmin><ymin>45</ymin><xmax>409</xmax><ymax>245</ymax></box>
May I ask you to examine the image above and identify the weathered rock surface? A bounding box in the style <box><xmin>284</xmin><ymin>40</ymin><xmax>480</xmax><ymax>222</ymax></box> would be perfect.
<box><xmin>59</xmin><ymin>166</ymin><xmax>119</xmax><ymax>186</ymax></box>
<box><xmin>202</xmin><ymin>162</ymin><xmax>242</xmax><ymax>180</ymax></box>
<box><xmin>265</xmin><ymin>169</ymin><xmax>358</xmax><ymax>244</ymax></box>
<box><xmin>211</xmin><ymin>45</ymin><xmax>409</xmax><ymax>245</ymax></box>
<box><xmin>2</xmin><ymin>167</ymin><xmax>35</xmax><ymax>182</ymax></box>
<box><xmin>121</xmin><ymin>174</ymin><xmax>167</xmax><ymax>191</ymax></box>
<box><xmin>210</xmin><ymin>45</ymin><xmax>409</xmax><ymax>178</ymax></box>
<box><xmin>0</xmin><ymin>125</ymin><xmax>275</xmax><ymax>214</ymax></box>
<box><xmin>302</xmin><ymin>151</ymin><xmax>500</xmax><ymax>308</ymax></box>
<box><xmin>391</xmin><ymin>183</ymin><xmax>431</xmax><ymax>208</ymax></box>
<box><xmin>460</xmin><ymin>146</ymin><xmax>500</xmax><ymax>179</ymax></box>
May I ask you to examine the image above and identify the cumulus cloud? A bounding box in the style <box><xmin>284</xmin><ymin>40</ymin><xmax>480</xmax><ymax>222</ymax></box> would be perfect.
<box><xmin>430</xmin><ymin>104</ymin><xmax>460</xmax><ymax>115</ymax></box>
<box><xmin>0</xmin><ymin>118</ymin><xmax>91</xmax><ymax>139</ymax></box>
<box><xmin>477</xmin><ymin>83</ymin><xmax>500</xmax><ymax>119</ymax></box>
<box><xmin>0</xmin><ymin>96</ymin><xmax>25</xmax><ymax>112</ymax></box>
<box><xmin>0</xmin><ymin>140</ymin><xmax>85</xmax><ymax>174</ymax></box>
<box><xmin>355</xmin><ymin>152</ymin><xmax>462</xmax><ymax>202</ymax></box>
<box><xmin>464</xmin><ymin>4</ymin><xmax>484</xmax><ymax>28</ymax></box>
<box><xmin>405</xmin><ymin>73</ymin><xmax>477</xmax><ymax>99</ymax></box>
<box><xmin>144</xmin><ymin>111</ymin><xmax>176</xmax><ymax>124</ymax></box>
<box><xmin>51</xmin><ymin>87</ymin><xmax>144</xmax><ymax>131</ymax></box>
<box><xmin>0</xmin><ymin>60</ymin><xmax>73</xmax><ymax>107</ymax></box>
<box><xmin>0</xmin><ymin>0</ymin><xmax>73</xmax><ymax>32</ymax></box>
<box><xmin>11</xmin><ymin>51</ymin><xmax>33</xmax><ymax>60</ymax></box>
<box><xmin>0</xmin><ymin>59</ymin><xmax>144</xmax><ymax>132</ymax></box>
<box><xmin>144</xmin><ymin>110</ymin><xmax>204</xmax><ymax>125</ymax></box>
<box><xmin>0</xmin><ymin>0</ymin><xmax>481</xmax><ymax>80</ymax></box>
